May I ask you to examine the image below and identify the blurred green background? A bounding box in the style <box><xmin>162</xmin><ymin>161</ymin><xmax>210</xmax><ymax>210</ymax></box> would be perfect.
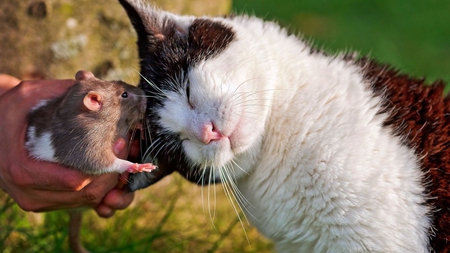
<box><xmin>233</xmin><ymin>0</ymin><xmax>450</xmax><ymax>88</ymax></box>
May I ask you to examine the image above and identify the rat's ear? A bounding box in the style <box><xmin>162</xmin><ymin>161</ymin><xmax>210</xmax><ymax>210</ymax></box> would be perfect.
<box><xmin>83</xmin><ymin>91</ymin><xmax>103</xmax><ymax>111</ymax></box>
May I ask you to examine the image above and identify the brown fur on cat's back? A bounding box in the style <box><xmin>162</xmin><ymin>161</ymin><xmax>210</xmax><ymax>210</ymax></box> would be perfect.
<box><xmin>359</xmin><ymin>58</ymin><xmax>450</xmax><ymax>252</ymax></box>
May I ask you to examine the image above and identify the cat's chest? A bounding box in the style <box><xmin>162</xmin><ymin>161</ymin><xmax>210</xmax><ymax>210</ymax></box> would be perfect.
<box><xmin>235</xmin><ymin>154</ymin><xmax>332</xmax><ymax>242</ymax></box>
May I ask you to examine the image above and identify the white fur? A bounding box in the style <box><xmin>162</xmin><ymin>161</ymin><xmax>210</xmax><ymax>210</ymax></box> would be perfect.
<box><xmin>103</xmin><ymin>158</ymin><xmax>131</xmax><ymax>173</ymax></box>
<box><xmin>155</xmin><ymin>12</ymin><xmax>430</xmax><ymax>253</ymax></box>
<box><xmin>30</xmin><ymin>99</ymin><xmax>49</xmax><ymax>112</ymax></box>
<box><xmin>26</xmin><ymin>126</ymin><xmax>56</xmax><ymax>162</ymax></box>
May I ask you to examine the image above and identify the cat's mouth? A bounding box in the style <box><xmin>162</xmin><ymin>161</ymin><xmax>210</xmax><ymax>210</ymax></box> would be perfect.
<box><xmin>182</xmin><ymin>134</ymin><xmax>234</xmax><ymax>168</ymax></box>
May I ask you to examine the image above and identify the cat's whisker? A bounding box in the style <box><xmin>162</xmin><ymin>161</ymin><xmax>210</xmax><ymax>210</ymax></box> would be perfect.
<box><xmin>166</xmin><ymin>74</ymin><xmax>182</xmax><ymax>93</ymax></box>
<box><xmin>229</xmin><ymin>159</ymin><xmax>249</xmax><ymax>176</ymax></box>
<box><xmin>219</xmin><ymin>165</ymin><xmax>250</xmax><ymax>244</ymax></box>
<box><xmin>142</xmin><ymin>138</ymin><xmax>167</xmax><ymax>162</ymax></box>
<box><xmin>233</xmin><ymin>102</ymin><xmax>274</xmax><ymax>110</ymax></box>
<box><xmin>228</xmin><ymin>87</ymin><xmax>286</xmax><ymax>106</ymax></box>
<box><xmin>136</xmin><ymin>71</ymin><xmax>167</xmax><ymax>97</ymax></box>
<box><xmin>200</xmin><ymin>163</ymin><xmax>208</xmax><ymax>216</ymax></box>
<box><xmin>229</xmin><ymin>88</ymin><xmax>281</xmax><ymax>102</ymax></box>
<box><xmin>146</xmin><ymin>122</ymin><xmax>154</xmax><ymax>145</ymax></box>
<box><xmin>231</xmin><ymin>111</ymin><xmax>266</xmax><ymax>125</ymax></box>
<box><xmin>126</xmin><ymin>127</ymin><xmax>137</xmax><ymax>156</ymax></box>
<box><xmin>224</xmin><ymin>161</ymin><xmax>255</xmax><ymax>221</ymax></box>
<box><xmin>142</xmin><ymin>120</ymin><xmax>151</xmax><ymax>151</ymax></box>
<box><xmin>140</xmin><ymin>94</ymin><xmax>166</xmax><ymax>100</ymax></box>
<box><xmin>208</xmin><ymin>163</ymin><xmax>218</xmax><ymax>226</ymax></box>
<box><xmin>231</xmin><ymin>95</ymin><xmax>277</xmax><ymax>104</ymax></box>
<box><xmin>227</xmin><ymin>77</ymin><xmax>271</xmax><ymax>99</ymax></box>
<box><xmin>119</xmin><ymin>173</ymin><xmax>132</xmax><ymax>184</ymax></box>
<box><xmin>141</xmin><ymin>137</ymin><xmax>159</xmax><ymax>160</ymax></box>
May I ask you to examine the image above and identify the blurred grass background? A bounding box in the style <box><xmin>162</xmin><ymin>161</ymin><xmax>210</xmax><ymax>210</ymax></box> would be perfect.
<box><xmin>1</xmin><ymin>0</ymin><xmax>449</xmax><ymax>252</ymax></box>
<box><xmin>233</xmin><ymin>0</ymin><xmax>450</xmax><ymax>88</ymax></box>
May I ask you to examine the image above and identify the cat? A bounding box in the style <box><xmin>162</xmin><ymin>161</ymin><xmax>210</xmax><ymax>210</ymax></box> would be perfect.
<box><xmin>118</xmin><ymin>0</ymin><xmax>450</xmax><ymax>252</ymax></box>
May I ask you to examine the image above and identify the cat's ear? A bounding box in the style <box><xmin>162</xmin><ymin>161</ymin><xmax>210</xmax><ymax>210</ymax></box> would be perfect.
<box><xmin>118</xmin><ymin>0</ymin><xmax>188</xmax><ymax>49</ymax></box>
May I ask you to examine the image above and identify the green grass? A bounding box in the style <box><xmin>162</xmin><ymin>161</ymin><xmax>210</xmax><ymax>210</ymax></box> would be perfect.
<box><xmin>1</xmin><ymin>174</ymin><xmax>273</xmax><ymax>253</ymax></box>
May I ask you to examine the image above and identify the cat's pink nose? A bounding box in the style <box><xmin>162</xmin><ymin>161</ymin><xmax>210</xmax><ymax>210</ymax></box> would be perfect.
<box><xmin>202</xmin><ymin>123</ymin><xmax>223</xmax><ymax>144</ymax></box>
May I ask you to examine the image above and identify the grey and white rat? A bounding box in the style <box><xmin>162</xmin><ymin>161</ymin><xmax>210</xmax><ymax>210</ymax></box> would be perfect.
<box><xmin>25</xmin><ymin>70</ymin><xmax>156</xmax><ymax>253</ymax></box>
<box><xmin>26</xmin><ymin>70</ymin><xmax>156</xmax><ymax>175</ymax></box>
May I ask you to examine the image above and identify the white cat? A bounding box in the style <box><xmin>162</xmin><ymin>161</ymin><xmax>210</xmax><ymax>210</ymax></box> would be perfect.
<box><xmin>118</xmin><ymin>0</ymin><xmax>450</xmax><ymax>252</ymax></box>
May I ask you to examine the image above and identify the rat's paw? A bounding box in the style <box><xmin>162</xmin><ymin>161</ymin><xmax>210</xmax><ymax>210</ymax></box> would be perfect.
<box><xmin>126</xmin><ymin>163</ymin><xmax>157</xmax><ymax>173</ymax></box>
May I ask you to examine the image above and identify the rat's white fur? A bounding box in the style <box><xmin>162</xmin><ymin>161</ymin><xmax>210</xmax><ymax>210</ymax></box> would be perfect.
<box><xmin>26</xmin><ymin>100</ymin><xmax>57</xmax><ymax>162</ymax></box>
<box><xmin>26</xmin><ymin>126</ymin><xmax>56</xmax><ymax>162</ymax></box>
<box><xmin>140</xmin><ymin>6</ymin><xmax>431</xmax><ymax>253</ymax></box>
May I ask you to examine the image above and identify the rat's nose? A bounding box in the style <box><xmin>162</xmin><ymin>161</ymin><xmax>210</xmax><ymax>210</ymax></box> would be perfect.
<box><xmin>202</xmin><ymin>122</ymin><xmax>223</xmax><ymax>144</ymax></box>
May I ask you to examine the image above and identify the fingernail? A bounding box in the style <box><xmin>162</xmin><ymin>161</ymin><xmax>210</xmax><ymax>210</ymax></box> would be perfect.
<box><xmin>96</xmin><ymin>205</ymin><xmax>115</xmax><ymax>218</ymax></box>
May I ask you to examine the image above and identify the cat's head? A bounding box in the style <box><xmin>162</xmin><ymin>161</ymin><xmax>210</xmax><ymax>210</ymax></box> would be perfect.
<box><xmin>119</xmin><ymin>0</ymin><xmax>272</xmax><ymax>191</ymax></box>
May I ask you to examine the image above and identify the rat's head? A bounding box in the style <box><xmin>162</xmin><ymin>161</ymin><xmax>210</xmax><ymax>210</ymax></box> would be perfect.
<box><xmin>107</xmin><ymin>80</ymin><xmax>147</xmax><ymax>136</ymax></box>
<box><xmin>63</xmin><ymin>70</ymin><xmax>147</xmax><ymax>138</ymax></box>
<box><xmin>119</xmin><ymin>0</ymin><xmax>273</xmax><ymax>190</ymax></box>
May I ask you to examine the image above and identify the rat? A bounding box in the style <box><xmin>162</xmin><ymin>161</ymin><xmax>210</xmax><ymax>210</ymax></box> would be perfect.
<box><xmin>25</xmin><ymin>70</ymin><xmax>156</xmax><ymax>253</ymax></box>
<box><xmin>118</xmin><ymin>1</ymin><xmax>450</xmax><ymax>252</ymax></box>
<box><xmin>25</xmin><ymin>70</ymin><xmax>155</xmax><ymax>175</ymax></box>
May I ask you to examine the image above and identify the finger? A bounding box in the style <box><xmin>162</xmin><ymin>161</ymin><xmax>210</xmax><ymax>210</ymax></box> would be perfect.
<box><xmin>0</xmin><ymin>74</ymin><xmax>20</xmax><ymax>96</ymax></box>
<box><xmin>10</xmin><ymin>186</ymin><xmax>89</xmax><ymax>212</ymax></box>
<box><xmin>26</xmin><ymin>173</ymin><xmax>120</xmax><ymax>211</ymax></box>
<box><xmin>11</xmin><ymin>79</ymin><xmax>75</xmax><ymax>110</ymax></box>
<box><xmin>80</xmin><ymin>173</ymin><xmax>120</xmax><ymax>206</ymax></box>
<box><xmin>12</xmin><ymin>151</ymin><xmax>95</xmax><ymax>192</ymax></box>
<box><xmin>113</xmin><ymin>138</ymin><xmax>128</xmax><ymax>158</ymax></box>
<box><xmin>128</xmin><ymin>139</ymin><xmax>141</xmax><ymax>160</ymax></box>
<box><xmin>75</xmin><ymin>70</ymin><xmax>95</xmax><ymax>81</ymax></box>
<box><xmin>102</xmin><ymin>189</ymin><xmax>135</xmax><ymax>210</ymax></box>
<box><xmin>95</xmin><ymin>205</ymin><xmax>115</xmax><ymax>218</ymax></box>
<box><xmin>117</xmin><ymin>172</ymin><xmax>130</xmax><ymax>189</ymax></box>
<box><xmin>94</xmin><ymin>189</ymin><xmax>135</xmax><ymax>218</ymax></box>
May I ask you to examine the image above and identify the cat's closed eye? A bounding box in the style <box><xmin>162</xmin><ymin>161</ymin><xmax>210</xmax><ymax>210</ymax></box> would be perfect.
<box><xmin>186</xmin><ymin>79</ymin><xmax>194</xmax><ymax>109</ymax></box>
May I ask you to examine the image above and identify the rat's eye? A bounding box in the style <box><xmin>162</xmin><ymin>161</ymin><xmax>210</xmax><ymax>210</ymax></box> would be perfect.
<box><xmin>121</xmin><ymin>92</ymin><xmax>128</xmax><ymax>98</ymax></box>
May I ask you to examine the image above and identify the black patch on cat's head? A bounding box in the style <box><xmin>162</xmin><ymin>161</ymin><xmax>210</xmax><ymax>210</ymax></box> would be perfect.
<box><xmin>187</xmin><ymin>18</ymin><xmax>235</xmax><ymax>64</ymax></box>
<box><xmin>119</xmin><ymin>0</ymin><xmax>234</xmax><ymax>190</ymax></box>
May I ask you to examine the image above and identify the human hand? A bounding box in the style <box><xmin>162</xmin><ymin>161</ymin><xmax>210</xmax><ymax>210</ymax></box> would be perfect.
<box><xmin>0</xmin><ymin>76</ymin><xmax>135</xmax><ymax>218</ymax></box>
<box><xmin>0</xmin><ymin>74</ymin><xmax>20</xmax><ymax>93</ymax></box>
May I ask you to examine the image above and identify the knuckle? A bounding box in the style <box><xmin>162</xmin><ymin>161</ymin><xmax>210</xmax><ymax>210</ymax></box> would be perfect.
<box><xmin>82</xmin><ymin>187</ymin><xmax>103</xmax><ymax>206</ymax></box>
<box><xmin>120</xmin><ymin>192</ymin><xmax>135</xmax><ymax>209</ymax></box>
<box><xmin>16</xmin><ymin>81</ymin><xmax>35</xmax><ymax>97</ymax></box>
<box><xmin>59</xmin><ymin>173</ymin><xmax>90</xmax><ymax>191</ymax></box>
<box><xmin>9</xmin><ymin>167</ymin><xmax>33</xmax><ymax>187</ymax></box>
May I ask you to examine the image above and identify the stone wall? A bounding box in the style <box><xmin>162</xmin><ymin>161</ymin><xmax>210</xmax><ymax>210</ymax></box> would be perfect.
<box><xmin>0</xmin><ymin>0</ymin><xmax>231</xmax><ymax>83</ymax></box>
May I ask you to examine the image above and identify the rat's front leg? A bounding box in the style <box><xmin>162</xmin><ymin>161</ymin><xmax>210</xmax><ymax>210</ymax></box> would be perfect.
<box><xmin>105</xmin><ymin>158</ymin><xmax>156</xmax><ymax>174</ymax></box>
<box><xmin>126</xmin><ymin>162</ymin><xmax>157</xmax><ymax>173</ymax></box>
